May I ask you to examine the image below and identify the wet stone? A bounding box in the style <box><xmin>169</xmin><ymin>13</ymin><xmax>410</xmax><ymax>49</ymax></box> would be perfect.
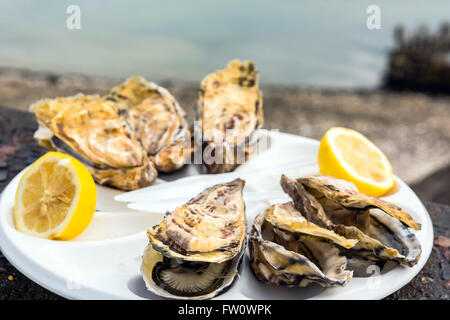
<box><xmin>441</xmin><ymin>263</ymin><xmax>450</xmax><ymax>281</ymax></box>
<box><xmin>421</xmin><ymin>289</ymin><xmax>433</xmax><ymax>298</ymax></box>
<box><xmin>434</xmin><ymin>236</ymin><xmax>450</xmax><ymax>248</ymax></box>
<box><xmin>445</xmin><ymin>280</ymin><xmax>450</xmax><ymax>290</ymax></box>
<box><xmin>14</xmin><ymin>153</ymin><xmax>28</xmax><ymax>160</ymax></box>
<box><xmin>443</xmin><ymin>249</ymin><xmax>450</xmax><ymax>262</ymax></box>
<box><xmin>0</xmin><ymin>145</ymin><xmax>20</xmax><ymax>156</ymax></box>
<box><xmin>12</xmin><ymin>135</ymin><xmax>34</xmax><ymax>144</ymax></box>
<box><xmin>421</xmin><ymin>276</ymin><xmax>434</xmax><ymax>284</ymax></box>
<box><xmin>0</xmin><ymin>170</ymin><xmax>7</xmax><ymax>182</ymax></box>
<box><xmin>10</xmin><ymin>164</ymin><xmax>26</xmax><ymax>173</ymax></box>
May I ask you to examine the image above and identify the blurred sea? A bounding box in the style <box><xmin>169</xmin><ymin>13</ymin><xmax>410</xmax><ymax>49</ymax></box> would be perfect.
<box><xmin>0</xmin><ymin>0</ymin><xmax>449</xmax><ymax>88</ymax></box>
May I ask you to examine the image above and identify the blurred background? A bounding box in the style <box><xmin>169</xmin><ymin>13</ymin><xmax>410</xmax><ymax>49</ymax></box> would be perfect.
<box><xmin>0</xmin><ymin>0</ymin><xmax>449</xmax><ymax>203</ymax></box>
<box><xmin>1</xmin><ymin>0</ymin><xmax>449</xmax><ymax>87</ymax></box>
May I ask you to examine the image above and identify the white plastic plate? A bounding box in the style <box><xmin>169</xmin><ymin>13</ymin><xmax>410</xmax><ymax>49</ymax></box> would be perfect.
<box><xmin>0</xmin><ymin>131</ymin><xmax>433</xmax><ymax>300</ymax></box>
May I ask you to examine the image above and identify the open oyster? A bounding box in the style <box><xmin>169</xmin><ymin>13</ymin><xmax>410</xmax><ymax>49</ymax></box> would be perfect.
<box><xmin>30</xmin><ymin>94</ymin><xmax>157</xmax><ymax>190</ymax></box>
<box><xmin>106</xmin><ymin>76</ymin><xmax>191</xmax><ymax>172</ymax></box>
<box><xmin>142</xmin><ymin>179</ymin><xmax>246</xmax><ymax>299</ymax></box>
<box><xmin>281</xmin><ymin>175</ymin><xmax>422</xmax><ymax>267</ymax></box>
<box><xmin>249</xmin><ymin>202</ymin><xmax>355</xmax><ymax>287</ymax></box>
<box><xmin>196</xmin><ymin>60</ymin><xmax>263</xmax><ymax>173</ymax></box>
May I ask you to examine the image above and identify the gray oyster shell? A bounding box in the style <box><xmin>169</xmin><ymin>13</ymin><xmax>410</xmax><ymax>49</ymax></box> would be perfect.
<box><xmin>141</xmin><ymin>179</ymin><xmax>246</xmax><ymax>299</ymax></box>
<box><xmin>248</xmin><ymin>202</ymin><xmax>354</xmax><ymax>287</ymax></box>
<box><xmin>281</xmin><ymin>174</ymin><xmax>422</xmax><ymax>267</ymax></box>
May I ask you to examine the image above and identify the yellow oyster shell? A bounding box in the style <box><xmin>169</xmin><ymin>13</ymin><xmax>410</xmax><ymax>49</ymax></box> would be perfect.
<box><xmin>30</xmin><ymin>76</ymin><xmax>192</xmax><ymax>189</ymax></box>
<box><xmin>197</xmin><ymin>60</ymin><xmax>263</xmax><ymax>173</ymax></box>
<box><xmin>30</xmin><ymin>94</ymin><xmax>157</xmax><ymax>190</ymax></box>
<box><xmin>108</xmin><ymin>76</ymin><xmax>191</xmax><ymax>172</ymax></box>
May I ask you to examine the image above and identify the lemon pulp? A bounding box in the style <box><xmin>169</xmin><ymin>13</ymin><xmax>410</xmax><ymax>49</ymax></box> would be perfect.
<box><xmin>318</xmin><ymin>127</ymin><xmax>394</xmax><ymax>197</ymax></box>
<box><xmin>14</xmin><ymin>152</ymin><xmax>96</xmax><ymax>240</ymax></box>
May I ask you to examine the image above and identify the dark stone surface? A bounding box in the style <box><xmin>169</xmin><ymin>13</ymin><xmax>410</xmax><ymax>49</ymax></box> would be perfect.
<box><xmin>0</xmin><ymin>106</ymin><xmax>57</xmax><ymax>299</ymax></box>
<box><xmin>412</xmin><ymin>165</ymin><xmax>450</xmax><ymax>206</ymax></box>
<box><xmin>0</xmin><ymin>171</ymin><xmax>7</xmax><ymax>182</ymax></box>
<box><xmin>0</xmin><ymin>106</ymin><xmax>448</xmax><ymax>300</ymax></box>
<box><xmin>384</xmin><ymin>202</ymin><xmax>450</xmax><ymax>300</ymax></box>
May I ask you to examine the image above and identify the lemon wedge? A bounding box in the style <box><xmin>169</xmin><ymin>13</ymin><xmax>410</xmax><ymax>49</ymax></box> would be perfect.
<box><xmin>14</xmin><ymin>152</ymin><xmax>96</xmax><ymax>240</ymax></box>
<box><xmin>318</xmin><ymin>127</ymin><xmax>395</xmax><ymax>197</ymax></box>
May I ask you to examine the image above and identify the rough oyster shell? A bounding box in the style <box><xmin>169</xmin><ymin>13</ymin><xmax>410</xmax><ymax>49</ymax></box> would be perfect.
<box><xmin>30</xmin><ymin>94</ymin><xmax>157</xmax><ymax>190</ymax></box>
<box><xmin>249</xmin><ymin>202</ymin><xmax>354</xmax><ymax>287</ymax></box>
<box><xmin>281</xmin><ymin>174</ymin><xmax>422</xmax><ymax>266</ymax></box>
<box><xmin>142</xmin><ymin>179</ymin><xmax>246</xmax><ymax>299</ymax></box>
<box><xmin>196</xmin><ymin>60</ymin><xmax>263</xmax><ymax>173</ymax></box>
<box><xmin>107</xmin><ymin>76</ymin><xmax>191</xmax><ymax>172</ymax></box>
<box><xmin>30</xmin><ymin>76</ymin><xmax>192</xmax><ymax>190</ymax></box>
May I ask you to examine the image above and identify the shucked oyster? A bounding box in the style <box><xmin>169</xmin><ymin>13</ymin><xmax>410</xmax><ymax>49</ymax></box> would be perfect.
<box><xmin>106</xmin><ymin>76</ymin><xmax>191</xmax><ymax>172</ymax></box>
<box><xmin>30</xmin><ymin>94</ymin><xmax>157</xmax><ymax>190</ymax></box>
<box><xmin>281</xmin><ymin>175</ymin><xmax>422</xmax><ymax>266</ymax></box>
<box><xmin>142</xmin><ymin>179</ymin><xmax>246</xmax><ymax>299</ymax></box>
<box><xmin>197</xmin><ymin>60</ymin><xmax>263</xmax><ymax>173</ymax></box>
<box><xmin>249</xmin><ymin>202</ymin><xmax>355</xmax><ymax>287</ymax></box>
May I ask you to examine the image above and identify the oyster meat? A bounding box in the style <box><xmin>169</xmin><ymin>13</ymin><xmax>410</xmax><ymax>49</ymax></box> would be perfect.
<box><xmin>281</xmin><ymin>174</ymin><xmax>422</xmax><ymax>267</ymax></box>
<box><xmin>142</xmin><ymin>179</ymin><xmax>246</xmax><ymax>299</ymax></box>
<box><xmin>30</xmin><ymin>76</ymin><xmax>191</xmax><ymax>190</ymax></box>
<box><xmin>30</xmin><ymin>94</ymin><xmax>157</xmax><ymax>190</ymax></box>
<box><xmin>249</xmin><ymin>202</ymin><xmax>355</xmax><ymax>287</ymax></box>
<box><xmin>197</xmin><ymin>60</ymin><xmax>263</xmax><ymax>173</ymax></box>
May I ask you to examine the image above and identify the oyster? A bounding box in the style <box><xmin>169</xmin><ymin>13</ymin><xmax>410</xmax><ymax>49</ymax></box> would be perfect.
<box><xmin>30</xmin><ymin>76</ymin><xmax>192</xmax><ymax>190</ymax></box>
<box><xmin>197</xmin><ymin>60</ymin><xmax>263</xmax><ymax>173</ymax></box>
<box><xmin>107</xmin><ymin>76</ymin><xmax>191</xmax><ymax>172</ymax></box>
<box><xmin>281</xmin><ymin>175</ymin><xmax>422</xmax><ymax>266</ymax></box>
<box><xmin>142</xmin><ymin>179</ymin><xmax>246</xmax><ymax>299</ymax></box>
<box><xmin>30</xmin><ymin>94</ymin><xmax>157</xmax><ymax>190</ymax></box>
<box><xmin>249</xmin><ymin>202</ymin><xmax>355</xmax><ymax>287</ymax></box>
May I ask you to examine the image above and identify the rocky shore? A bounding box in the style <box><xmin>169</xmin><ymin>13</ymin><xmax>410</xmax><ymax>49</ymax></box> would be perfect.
<box><xmin>0</xmin><ymin>67</ymin><xmax>449</xmax><ymax>204</ymax></box>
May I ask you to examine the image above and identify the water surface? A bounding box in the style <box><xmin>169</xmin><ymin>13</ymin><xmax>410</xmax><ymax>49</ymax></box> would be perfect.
<box><xmin>0</xmin><ymin>0</ymin><xmax>448</xmax><ymax>87</ymax></box>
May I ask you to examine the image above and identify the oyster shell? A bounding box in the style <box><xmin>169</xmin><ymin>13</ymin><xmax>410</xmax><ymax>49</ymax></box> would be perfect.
<box><xmin>142</xmin><ymin>179</ymin><xmax>246</xmax><ymax>299</ymax></box>
<box><xmin>249</xmin><ymin>202</ymin><xmax>354</xmax><ymax>287</ymax></box>
<box><xmin>30</xmin><ymin>76</ymin><xmax>192</xmax><ymax>190</ymax></box>
<box><xmin>107</xmin><ymin>76</ymin><xmax>191</xmax><ymax>172</ymax></box>
<box><xmin>281</xmin><ymin>174</ymin><xmax>422</xmax><ymax>266</ymax></box>
<box><xmin>30</xmin><ymin>94</ymin><xmax>157</xmax><ymax>190</ymax></box>
<box><xmin>197</xmin><ymin>60</ymin><xmax>263</xmax><ymax>173</ymax></box>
